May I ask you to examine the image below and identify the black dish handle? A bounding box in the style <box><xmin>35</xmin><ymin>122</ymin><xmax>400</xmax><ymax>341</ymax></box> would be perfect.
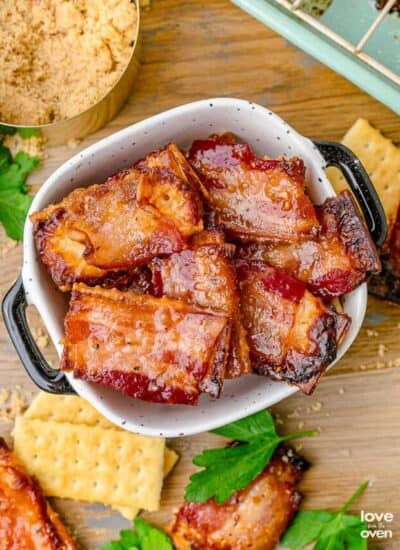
<box><xmin>2</xmin><ymin>276</ymin><xmax>76</xmax><ymax>394</ymax></box>
<box><xmin>313</xmin><ymin>140</ymin><xmax>387</xmax><ymax>247</ymax></box>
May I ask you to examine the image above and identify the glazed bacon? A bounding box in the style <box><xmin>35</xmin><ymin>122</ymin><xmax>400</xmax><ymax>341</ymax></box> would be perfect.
<box><xmin>236</xmin><ymin>260</ymin><xmax>337</xmax><ymax>394</ymax></box>
<box><xmin>0</xmin><ymin>438</ymin><xmax>77</xmax><ymax>550</ymax></box>
<box><xmin>31</xmin><ymin>144</ymin><xmax>204</xmax><ymax>291</ymax></box>
<box><xmin>169</xmin><ymin>448</ymin><xmax>306</xmax><ymax>550</ymax></box>
<box><xmin>61</xmin><ymin>284</ymin><xmax>230</xmax><ymax>405</ymax></box>
<box><xmin>188</xmin><ymin>133</ymin><xmax>319</xmax><ymax>243</ymax></box>
<box><xmin>151</xmin><ymin>230</ymin><xmax>251</xmax><ymax>378</ymax></box>
<box><xmin>237</xmin><ymin>190</ymin><xmax>381</xmax><ymax>298</ymax></box>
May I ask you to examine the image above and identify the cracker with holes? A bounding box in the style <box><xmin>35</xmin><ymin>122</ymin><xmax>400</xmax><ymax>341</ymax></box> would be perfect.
<box><xmin>20</xmin><ymin>392</ymin><xmax>179</xmax><ymax>518</ymax></box>
<box><xmin>13</xmin><ymin>416</ymin><xmax>165</xmax><ymax>512</ymax></box>
<box><xmin>327</xmin><ymin>118</ymin><xmax>400</xmax><ymax>235</ymax></box>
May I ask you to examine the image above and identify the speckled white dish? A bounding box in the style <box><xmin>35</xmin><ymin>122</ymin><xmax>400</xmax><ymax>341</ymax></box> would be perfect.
<box><xmin>22</xmin><ymin>98</ymin><xmax>367</xmax><ymax>437</ymax></box>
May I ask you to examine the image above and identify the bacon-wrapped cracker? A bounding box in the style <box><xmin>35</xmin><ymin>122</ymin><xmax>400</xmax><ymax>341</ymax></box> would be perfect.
<box><xmin>61</xmin><ymin>284</ymin><xmax>230</xmax><ymax>405</ymax></box>
<box><xmin>237</xmin><ymin>190</ymin><xmax>381</xmax><ymax>298</ymax></box>
<box><xmin>151</xmin><ymin>230</ymin><xmax>251</xmax><ymax>378</ymax></box>
<box><xmin>236</xmin><ymin>260</ymin><xmax>337</xmax><ymax>394</ymax></box>
<box><xmin>0</xmin><ymin>438</ymin><xmax>77</xmax><ymax>549</ymax></box>
<box><xmin>169</xmin><ymin>447</ymin><xmax>307</xmax><ymax>550</ymax></box>
<box><xmin>188</xmin><ymin>133</ymin><xmax>319</xmax><ymax>243</ymax></box>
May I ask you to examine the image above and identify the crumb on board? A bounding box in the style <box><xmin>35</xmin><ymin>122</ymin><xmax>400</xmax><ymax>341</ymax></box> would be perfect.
<box><xmin>366</xmin><ymin>329</ymin><xmax>379</xmax><ymax>337</ymax></box>
<box><xmin>67</xmin><ymin>138</ymin><xmax>81</xmax><ymax>149</ymax></box>
<box><xmin>0</xmin><ymin>388</ymin><xmax>29</xmax><ymax>422</ymax></box>
<box><xmin>3</xmin><ymin>133</ymin><xmax>46</xmax><ymax>160</ymax></box>
<box><xmin>31</xmin><ymin>327</ymin><xmax>50</xmax><ymax>350</ymax></box>
<box><xmin>378</xmin><ymin>344</ymin><xmax>388</xmax><ymax>358</ymax></box>
<box><xmin>0</xmin><ymin>237</ymin><xmax>18</xmax><ymax>257</ymax></box>
<box><xmin>311</xmin><ymin>401</ymin><xmax>322</xmax><ymax>412</ymax></box>
<box><xmin>338</xmin><ymin>387</ymin><xmax>345</xmax><ymax>395</ymax></box>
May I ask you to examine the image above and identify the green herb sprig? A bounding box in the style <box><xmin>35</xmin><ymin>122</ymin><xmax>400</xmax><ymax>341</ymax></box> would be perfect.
<box><xmin>102</xmin><ymin>518</ymin><xmax>173</xmax><ymax>550</ymax></box>
<box><xmin>0</xmin><ymin>130</ymin><xmax>40</xmax><ymax>240</ymax></box>
<box><xmin>185</xmin><ymin>409</ymin><xmax>318</xmax><ymax>504</ymax></box>
<box><xmin>281</xmin><ymin>481</ymin><xmax>369</xmax><ymax>550</ymax></box>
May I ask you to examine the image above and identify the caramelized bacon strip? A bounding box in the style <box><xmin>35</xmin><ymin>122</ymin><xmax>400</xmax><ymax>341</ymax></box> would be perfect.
<box><xmin>188</xmin><ymin>133</ymin><xmax>319</xmax><ymax>243</ymax></box>
<box><xmin>61</xmin><ymin>284</ymin><xmax>230</xmax><ymax>405</ymax></box>
<box><xmin>237</xmin><ymin>191</ymin><xmax>381</xmax><ymax>298</ymax></box>
<box><xmin>31</xmin><ymin>171</ymin><xmax>185</xmax><ymax>291</ymax></box>
<box><xmin>0</xmin><ymin>438</ymin><xmax>77</xmax><ymax>550</ymax></box>
<box><xmin>151</xmin><ymin>230</ymin><xmax>251</xmax><ymax>378</ymax></box>
<box><xmin>169</xmin><ymin>448</ymin><xmax>307</xmax><ymax>550</ymax></box>
<box><xmin>236</xmin><ymin>260</ymin><xmax>337</xmax><ymax>394</ymax></box>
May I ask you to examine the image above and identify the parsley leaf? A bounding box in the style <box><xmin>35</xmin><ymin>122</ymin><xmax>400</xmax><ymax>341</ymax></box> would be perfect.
<box><xmin>281</xmin><ymin>481</ymin><xmax>369</xmax><ymax>550</ymax></box>
<box><xmin>17</xmin><ymin>127</ymin><xmax>40</xmax><ymax>138</ymax></box>
<box><xmin>0</xmin><ymin>192</ymin><xmax>32</xmax><ymax>241</ymax></box>
<box><xmin>185</xmin><ymin>409</ymin><xmax>318</xmax><ymax>504</ymax></box>
<box><xmin>0</xmin><ymin>125</ymin><xmax>16</xmax><ymax>136</ymax></box>
<box><xmin>101</xmin><ymin>518</ymin><xmax>173</xmax><ymax>550</ymax></box>
<box><xmin>0</xmin><ymin>143</ymin><xmax>39</xmax><ymax>240</ymax></box>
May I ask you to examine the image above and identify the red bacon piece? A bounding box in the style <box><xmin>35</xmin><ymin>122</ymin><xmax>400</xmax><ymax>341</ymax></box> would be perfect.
<box><xmin>169</xmin><ymin>447</ymin><xmax>307</xmax><ymax>550</ymax></box>
<box><xmin>236</xmin><ymin>260</ymin><xmax>337</xmax><ymax>394</ymax></box>
<box><xmin>188</xmin><ymin>133</ymin><xmax>319</xmax><ymax>243</ymax></box>
<box><xmin>237</xmin><ymin>190</ymin><xmax>381</xmax><ymax>298</ymax></box>
<box><xmin>61</xmin><ymin>284</ymin><xmax>230</xmax><ymax>405</ymax></box>
<box><xmin>151</xmin><ymin>230</ymin><xmax>251</xmax><ymax>378</ymax></box>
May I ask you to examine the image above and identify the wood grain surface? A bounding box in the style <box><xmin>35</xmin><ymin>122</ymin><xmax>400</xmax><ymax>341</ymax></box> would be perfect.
<box><xmin>1</xmin><ymin>1</ymin><xmax>399</xmax><ymax>548</ymax></box>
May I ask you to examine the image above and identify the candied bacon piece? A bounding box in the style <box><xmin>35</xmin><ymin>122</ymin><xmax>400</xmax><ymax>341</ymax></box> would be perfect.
<box><xmin>169</xmin><ymin>447</ymin><xmax>307</xmax><ymax>550</ymax></box>
<box><xmin>236</xmin><ymin>260</ymin><xmax>337</xmax><ymax>394</ymax></box>
<box><xmin>188</xmin><ymin>133</ymin><xmax>319</xmax><ymax>243</ymax></box>
<box><xmin>31</xmin><ymin>172</ymin><xmax>186</xmax><ymax>291</ymax></box>
<box><xmin>150</xmin><ymin>230</ymin><xmax>251</xmax><ymax>378</ymax></box>
<box><xmin>135</xmin><ymin>143</ymin><xmax>204</xmax><ymax>237</ymax></box>
<box><xmin>61</xmin><ymin>284</ymin><xmax>230</xmax><ymax>405</ymax></box>
<box><xmin>31</xmin><ymin>143</ymin><xmax>205</xmax><ymax>291</ymax></box>
<box><xmin>237</xmin><ymin>190</ymin><xmax>381</xmax><ymax>298</ymax></box>
<box><xmin>0</xmin><ymin>438</ymin><xmax>77</xmax><ymax>550</ymax></box>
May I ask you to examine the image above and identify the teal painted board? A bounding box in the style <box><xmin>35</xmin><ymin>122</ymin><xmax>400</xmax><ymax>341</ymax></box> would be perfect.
<box><xmin>231</xmin><ymin>0</ymin><xmax>400</xmax><ymax>114</ymax></box>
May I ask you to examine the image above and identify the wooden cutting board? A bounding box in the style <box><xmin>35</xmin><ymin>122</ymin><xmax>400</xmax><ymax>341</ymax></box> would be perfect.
<box><xmin>1</xmin><ymin>1</ymin><xmax>399</xmax><ymax>548</ymax></box>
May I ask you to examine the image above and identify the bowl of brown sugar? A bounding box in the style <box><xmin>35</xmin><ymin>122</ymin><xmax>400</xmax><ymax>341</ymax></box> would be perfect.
<box><xmin>0</xmin><ymin>0</ymin><xmax>140</xmax><ymax>145</ymax></box>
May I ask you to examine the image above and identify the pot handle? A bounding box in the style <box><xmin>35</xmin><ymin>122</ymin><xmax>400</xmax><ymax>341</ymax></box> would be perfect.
<box><xmin>2</xmin><ymin>276</ymin><xmax>76</xmax><ymax>394</ymax></box>
<box><xmin>313</xmin><ymin>140</ymin><xmax>387</xmax><ymax>247</ymax></box>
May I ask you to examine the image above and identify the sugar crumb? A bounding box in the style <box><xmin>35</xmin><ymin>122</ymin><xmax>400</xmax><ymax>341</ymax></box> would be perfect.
<box><xmin>378</xmin><ymin>344</ymin><xmax>387</xmax><ymax>358</ymax></box>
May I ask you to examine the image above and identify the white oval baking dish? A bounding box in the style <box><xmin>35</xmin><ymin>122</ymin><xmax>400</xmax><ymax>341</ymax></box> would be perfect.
<box><xmin>3</xmin><ymin>98</ymin><xmax>386</xmax><ymax>437</ymax></box>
